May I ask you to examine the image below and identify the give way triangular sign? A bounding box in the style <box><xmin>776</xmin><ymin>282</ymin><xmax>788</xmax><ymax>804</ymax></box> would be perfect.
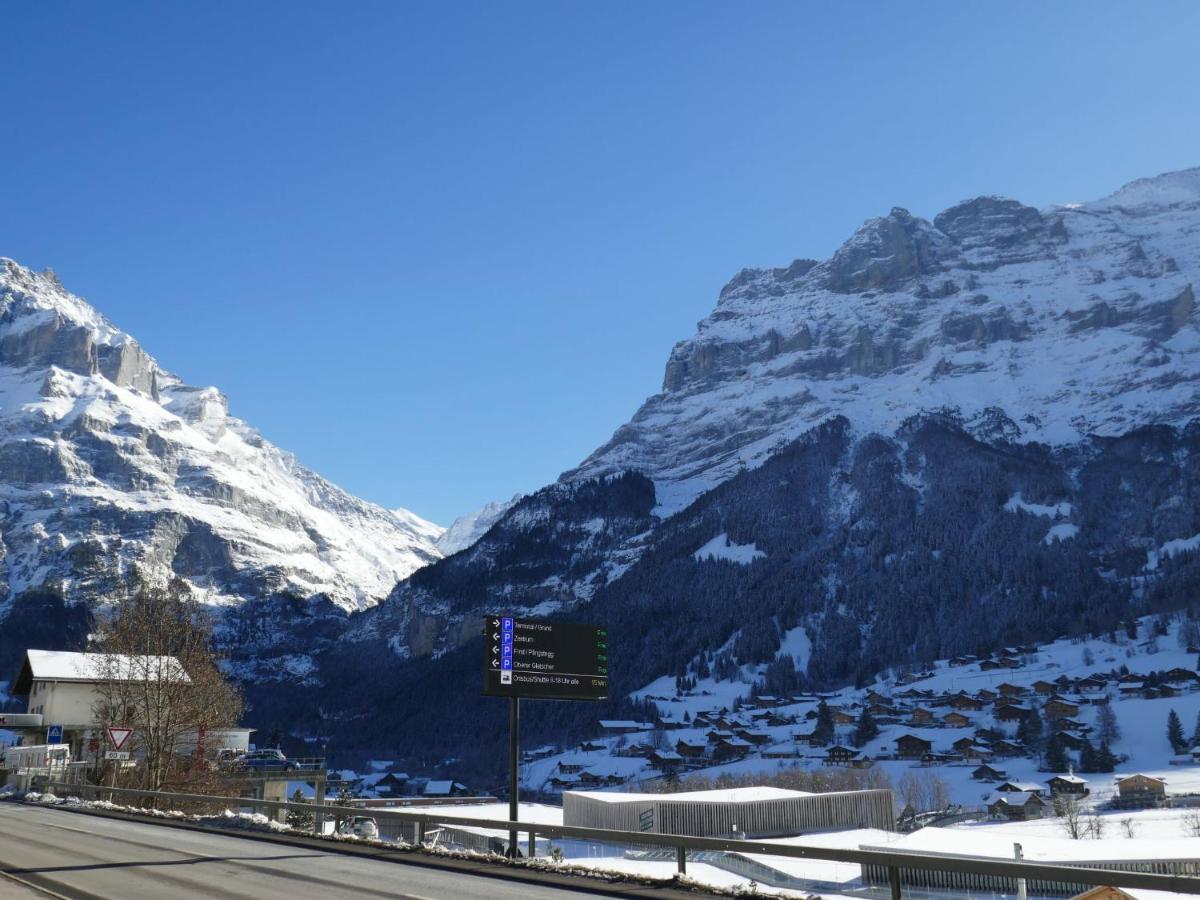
<box><xmin>107</xmin><ymin>727</ymin><xmax>133</xmax><ymax>751</ymax></box>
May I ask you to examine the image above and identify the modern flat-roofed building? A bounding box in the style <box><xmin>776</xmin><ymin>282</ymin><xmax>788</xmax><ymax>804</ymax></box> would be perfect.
<box><xmin>563</xmin><ymin>786</ymin><xmax>895</xmax><ymax>839</ymax></box>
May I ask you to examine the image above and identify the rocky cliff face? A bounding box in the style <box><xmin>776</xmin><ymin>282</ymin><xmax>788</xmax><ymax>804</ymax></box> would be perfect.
<box><xmin>0</xmin><ymin>261</ymin><xmax>442</xmax><ymax>675</ymax></box>
<box><xmin>567</xmin><ymin>170</ymin><xmax>1200</xmax><ymax>514</ymax></box>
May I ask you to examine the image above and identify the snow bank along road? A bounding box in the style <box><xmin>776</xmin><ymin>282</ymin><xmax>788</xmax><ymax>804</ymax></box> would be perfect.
<box><xmin>0</xmin><ymin>803</ymin><xmax>682</xmax><ymax>900</ymax></box>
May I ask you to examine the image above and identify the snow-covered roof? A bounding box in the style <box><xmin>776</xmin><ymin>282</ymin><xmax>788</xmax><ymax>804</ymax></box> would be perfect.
<box><xmin>999</xmin><ymin>781</ymin><xmax>1042</xmax><ymax>792</ymax></box>
<box><xmin>567</xmin><ymin>786</ymin><xmax>810</xmax><ymax>804</ymax></box>
<box><xmin>14</xmin><ymin>649</ymin><xmax>190</xmax><ymax>693</ymax></box>
<box><xmin>1049</xmin><ymin>773</ymin><xmax>1088</xmax><ymax>784</ymax></box>
<box><xmin>423</xmin><ymin>780</ymin><xmax>466</xmax><ymax>795</ymax></box>
<box><xmin>987</xmin><ymin>791</ymin><xmax>1042</xmax><ymax>805</ymax></box>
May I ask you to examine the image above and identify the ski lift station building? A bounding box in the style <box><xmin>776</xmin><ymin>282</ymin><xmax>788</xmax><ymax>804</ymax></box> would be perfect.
<box><xmin>563</xmin><ymin>786</ymin><xmax>895</xmax><ymax>839</ymax></box>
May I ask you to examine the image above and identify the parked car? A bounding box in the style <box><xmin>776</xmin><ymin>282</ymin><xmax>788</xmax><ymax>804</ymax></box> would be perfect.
<box><xmin>339</xmin><ymin>816</ymin><xmax>378</xmax><ymax>839</ymax></box>
<box><xmin>239</xmin><ymin>748</ymin><xmax>298</xmax><ymax>772</ymax></box>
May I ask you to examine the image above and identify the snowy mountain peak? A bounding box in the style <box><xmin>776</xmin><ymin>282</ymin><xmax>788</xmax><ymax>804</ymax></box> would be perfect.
<box><xmin>568</xmin><ymin>167</ymin><xmax>1200</xmax><ymax>514</ymax></box>
<box><xmin>1091</xmin><ymin>166</ymin><xmax>1200</xmax><ymax>211</ymax></box>
<box><xmin>0</xmin><ymin>260</ymin><xmax>441</xmax><ymax>616</ymax></box>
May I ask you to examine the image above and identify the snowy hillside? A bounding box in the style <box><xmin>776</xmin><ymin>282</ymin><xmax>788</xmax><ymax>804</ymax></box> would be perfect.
<box><xmin>0</xmin><ymin>260</ymin><xmax>442</xmax><ymax>634</ymax></box>
<box><xmin>522</xmin><ymin>614</ymin><xmax>1200</xmax><ymax>812</ymax></box>
<box><xmin>568</xmin><ymin>169</ymin><xmax>1200</xmax><ymax>513</ymax></box>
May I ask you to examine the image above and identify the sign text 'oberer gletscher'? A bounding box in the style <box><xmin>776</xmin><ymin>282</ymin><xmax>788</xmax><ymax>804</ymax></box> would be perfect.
<box><xmin>483</xmin><ymin>615</ymin><xmax>608</xmax><ymax>700</ymax></box>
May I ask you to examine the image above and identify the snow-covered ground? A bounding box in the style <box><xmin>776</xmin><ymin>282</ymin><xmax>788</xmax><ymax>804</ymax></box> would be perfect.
<box><xmin>525</xmin><ymin>614</ymin><xmax>1200</xmax><ymax>809</ymax></box>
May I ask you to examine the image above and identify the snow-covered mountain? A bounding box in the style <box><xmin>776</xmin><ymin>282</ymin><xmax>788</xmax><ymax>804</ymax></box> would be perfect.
<box><xmin>304</xmin><ymin>167</ymin><xmax>1200</xmax><ymax>778</ymax></box>
<box><xmin>568</xmin><ymin>169</ymin><xmax>1200</xmax><ymax>513</ymax></box>
<box><xmin>432</xmin><ymin>496</ymin><xmax>519</xmax><ymax>556</ymax></box>
<box><xmin>0</xmin><ymin>261</ymin><xmax>442</xmax><ymax>641</ymax></box>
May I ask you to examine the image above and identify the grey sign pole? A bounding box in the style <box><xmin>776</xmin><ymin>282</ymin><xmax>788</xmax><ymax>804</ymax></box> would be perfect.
<box><xmin>509</xmin><ymin>696</ymin><xmax>519</xmax><ymax>858</ymax></box>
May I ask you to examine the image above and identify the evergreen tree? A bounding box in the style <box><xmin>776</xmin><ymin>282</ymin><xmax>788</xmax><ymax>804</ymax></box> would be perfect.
<box><xmin>1190</xmin><ymin>711</ymin><xmax>1200</xmax><ymax>751</ymax></box>
<box><xmin>1168</xmin><ymin>709</ymin><xmax>1186</xmax><ymax>753</ymax></box>
<box><xmin>1096</xmin><ymin>741</ymin><xmax>1117</xmax><ymax>773</ymax></box>
<box><xmin>853</xmin><ymin>708</ymin><xmax>880</xmax><ymax>748</ymax></box>
<box><xmin>1017</xmin><ymin>707</ymin><xmax>1044</xmax><ymax>751</ymax></box>
<box><xmin>1044</xmin><ymin>733</ymin><xmax>1069</xmax><ymax>773</ymax></box>
<box><xmin>1096</xmin><ymin>701</ymin><xmax>1120</xmax><ymax>744</ymax></box>
<box><xmin>286</xmin><ymin>788</ymin><xmax>313</xmax><ymax>829</ymax></box>
<box><xmin>813</xmin><ymin>700</ymin><xmax>835</xmax><ymax>747</ymax></box>
<box><xmin>1078</xmin><ymin>739</ymin><xmax>1097</xmax><ymax>774</ymax></box>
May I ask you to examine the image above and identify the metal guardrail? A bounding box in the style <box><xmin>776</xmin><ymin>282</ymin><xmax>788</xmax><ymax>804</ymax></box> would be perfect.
<box><xmin>30</xmin><ymin>781</ymin><xmax>1200</xmax><ymax>898</ymax></box>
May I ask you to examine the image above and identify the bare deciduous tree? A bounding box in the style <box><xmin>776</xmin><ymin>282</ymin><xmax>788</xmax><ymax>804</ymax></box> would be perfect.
<box><xmin>1055</xmin><ymin>795</ymin><xmax>1083</xmax><ymax>839</ymax></box>
<box><xmin>91</xmin><ymin>576</ymin><xmax>243</xmax><ymax>792</ymax></box>
<box><xmin>1182</xmin><ymin>809</ymin><xmax>1200</xmax><ymax>838</ymax></box>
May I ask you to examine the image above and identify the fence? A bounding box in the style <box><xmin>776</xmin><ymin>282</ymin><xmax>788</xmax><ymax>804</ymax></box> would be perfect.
<box><xmin>31</xmin><ymin>780</ymin><xmax>1200</xmax><ymax>899</ymax></box>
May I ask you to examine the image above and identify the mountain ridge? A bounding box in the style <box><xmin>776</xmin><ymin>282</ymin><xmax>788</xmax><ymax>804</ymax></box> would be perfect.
<box><xmin>0</xmin><ymin>260</ymin><xmax>442</xmax><ymax>651</ymax></box>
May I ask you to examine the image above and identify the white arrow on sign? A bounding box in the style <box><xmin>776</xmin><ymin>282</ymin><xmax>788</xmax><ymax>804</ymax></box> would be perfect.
<box><xmin>107</xmin><ymin>726</ymin><xmax>134</xmax><ymax>751</ymax></box>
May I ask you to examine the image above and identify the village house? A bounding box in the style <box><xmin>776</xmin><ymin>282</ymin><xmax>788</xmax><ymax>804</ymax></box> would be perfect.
<box><xmin>943</xmin><ymin>712</ymin><xmax>972</xmax><ymax>728</ymax></box>
<box><xmin>1115</xmin><ymin>773</ymin><xmax>1167</xmax><ymax>806</ymax></box>
<box><xmin>675</xmin><ymin>739</ymin><xmax>707</xmax><ymax>759</ymax></box>
<box><xmin>949</xmin><ymin>693</ymin><xmax>986</xmax><ymax>712</ymax></box>
<box><xmin>1046</xmin><ymin>773</ymin><xmax>1090</xmax><ymax>797</ymax></box>
<box><xmin>713</xmin><ymin>737</ymin><xmax>752</xmax><ymax>761</ymax></box>
<box><xmin>648</xmin><ymin>750</ymin><xmax>684</xmax><ymax>771</ymax></box>
<box><xmin>989</xmin><ymin>739</ymin><xmax>1024</xmax><ymax>757</ymax></box>
<box><xmin>908</xmin><ymin>707</ymin><xmax>936</xmax><ymax>726</ymax></box>
<box><xmin>1044</xmin><ymin>697</ymin><xmax>1081</xmax><ymax>719</ymax></box>
<box><xmin>987</xmin><ymin>791</ymin><xmax>1046</xmax><ymax>821</ymax></box>
<box><xmin>824</xmin><ymin>745</ymin><xmax>859</xmax><ymax>765</ymax></box>
<box><xmin>971</xmin><ymin>764</ymin><xmax>1007</xmax><ymax>782</ymax></box>
<box><xmin>997</xmin><ymin>682</ymin><xmax>1026</xmax><ymax>698</ymax></box>
<box><xmin>997</xmin><ymin>780</ymin><xmax>1043</xmax><ymax>796</ymax></box>
<box><xmin>598</xmin><ymin>720</ymin><xmax>653</xmax><ymax>735</ymax></box>
<box><xmin>1032</xmin><ymin>680</ymin><xmax>1058</xmax><ymax>695</ymax></box>
<box><xmin>894</xmin><ymin>734</ymin><xmax>933</xmax><ymax>759</ymax></box>
<box><xmin>995</xmin><ymin>703</ymin><xmax>1030</xmax><ymax>723</ymax></box>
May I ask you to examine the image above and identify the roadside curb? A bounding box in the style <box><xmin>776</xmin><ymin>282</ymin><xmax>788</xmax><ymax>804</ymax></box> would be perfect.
<box><xmin>16</xmin><ymin>801</ymin><xmax>716</xmax><ymax>899</ymax></box>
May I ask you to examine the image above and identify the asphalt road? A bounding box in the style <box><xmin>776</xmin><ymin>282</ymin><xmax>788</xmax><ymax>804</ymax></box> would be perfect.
<box><xmin>0</xmin><ymin>803</ymin><xmax>664</xmax><ymax>900</ymax></box>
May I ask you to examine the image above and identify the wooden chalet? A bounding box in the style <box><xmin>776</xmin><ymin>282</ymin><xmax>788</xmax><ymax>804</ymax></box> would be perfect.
<box><xmin>976</xmin><ymin>688</ymin><xmax>999</xmax><ymax>702</ymax></box>
<box><xmin>943</xmin><ymin>711</ymin><xmax>972</xmax><ymax>728</ymax></box>
<box><xmin>1045</xmin><ymin>697</ymin><xmax>1081</xmax><ymax>719</ymax></box>
<box><xmin>1047</xmin><ymin>774</ymin><xmax>1090</xmax><ymax>797</ymax></box>
<box><xmin>908</xmin><ymin>707</ymin><xmax>936</xmax><ymax>726</ymax></box>
<box><xmin>997</xmin><ymin>682</ymin><xmax>1026</xmax><ymax>698</ymax></box>
<box><xmin>675</xmin><ymin>739</ymin><xmax>707</xmax><ymax>758</ymax></box>
<box><xmin>649</xmin><ymin>750</ymin><xmax>684</xmax><ymax>770</ymax></box>
<box><xmin>971</xmin><ymin>764</ymin><xmax>1007</xmax><ymax>781</ymax></box>
<box><xmin>713</xmin><ymin>737</ymin><xmax>753</xmax><ymax>760</ymax></box>
<box><xmin>1164</xmin><ymin>668</ymin><xmax>1199</xmax><ymax>684</ymax></box>
<box><xmin>1115</xmin><ymin>773</ymin><xmax>1166</xmax><ymax>804</ymax></box>
<box><xmin>995</xmin><ymin>703</ymin><xmax>1030</xmax><ymax>723</ymax></box>
<box><xmin>948</xmin><ymin>693</ymin><xmax>986</xmax><ymax>711</ymax></box>
<box><xmin>987</xmin><ymin>791</ymin><xmax>1045</xmax><ymax>821</ymax></box>
<box><xmin>997</xmin><ymin>780</ymin><xmax>1043</xmax><ymax>796</ymax></box>
<box><xmin>895</xmin><ymin>734</ymin><xmax>933</xmax><ymax>759</ymax></box>
<box><xmin>1033</xmin><ymin>680</ymin><xmax>1058</xmax><ymax>695</ymax></box>
<box><xmin>989</xmin><ymin>739</ymin><xmax>1024</xmax><ymax>757</ymax></box>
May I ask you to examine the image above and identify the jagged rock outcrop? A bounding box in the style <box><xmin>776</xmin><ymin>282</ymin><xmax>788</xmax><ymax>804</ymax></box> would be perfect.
<box><xmin>568</xmin><ymin>168</ymin><xmax>1200</xmax><ymax>513</ymax></box>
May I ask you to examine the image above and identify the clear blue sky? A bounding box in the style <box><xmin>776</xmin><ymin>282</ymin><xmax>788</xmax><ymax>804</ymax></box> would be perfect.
<box><xmin>3</xmin><ymin>2</ymin><xmax>1198</xmax><ymax>525</ymax></box>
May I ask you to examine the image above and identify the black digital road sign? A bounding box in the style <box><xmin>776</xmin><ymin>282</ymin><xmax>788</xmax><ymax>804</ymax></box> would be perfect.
<box><xmin>482</xmin><ymin>615</ymin><xmax>609</xmax><ymax>701</ymax></box>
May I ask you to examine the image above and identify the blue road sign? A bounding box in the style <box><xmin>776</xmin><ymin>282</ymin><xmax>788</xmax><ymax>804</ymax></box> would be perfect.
<box><xmin>46</xmin><ymin>724</ymin><xmax>63</xmax><ymax>744</ymax></box>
